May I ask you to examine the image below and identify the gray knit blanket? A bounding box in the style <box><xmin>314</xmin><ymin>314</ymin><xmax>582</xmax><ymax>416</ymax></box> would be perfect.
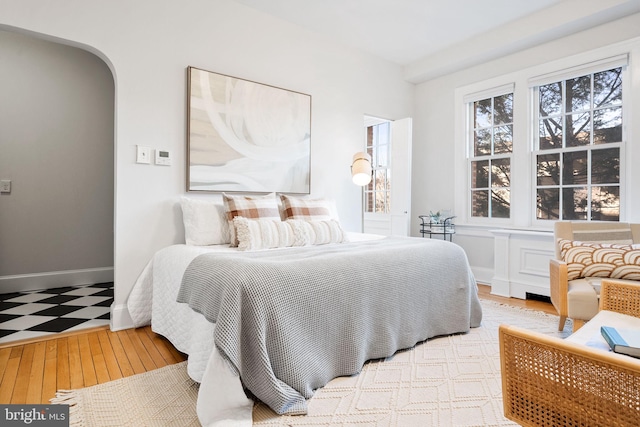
<box><xmin>177</xmin><ymin>236</ymin><xmax>482</xmax><ymax>415</ymax></box>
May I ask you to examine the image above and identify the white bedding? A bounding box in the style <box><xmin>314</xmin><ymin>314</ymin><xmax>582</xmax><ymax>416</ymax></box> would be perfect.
<box><xmin>127</xmin><ymin>243</ymin><xmax>235</xmax><ymax>381</ymax></box>
<box><xmin>126</xmin><ymin>233</ymin><xmax>385</xmax><ymax>390</ymax></box>
<box><xmin>127</xmin><ymin>232</ymin><xmax>456</xmax><ymax>426</ymax></box>
<box><xmin>129</xmin><ymin>242</ymin><xmax>258</xmax><ymax>426</ymax></box>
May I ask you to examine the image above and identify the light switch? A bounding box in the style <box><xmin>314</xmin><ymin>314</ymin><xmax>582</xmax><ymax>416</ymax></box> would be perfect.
<box><xmin>0</xmin><ymin>180</ymin><xmax>11</xmax><ymax>193</ymax></box>
<box><xmin>136</xmin><ymin>145</ymin><xmax>151</xmax><ymax>164</ymax></box>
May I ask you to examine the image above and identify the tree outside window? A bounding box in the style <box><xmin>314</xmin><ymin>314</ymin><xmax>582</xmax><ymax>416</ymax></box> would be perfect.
<box><xmin>469</xmin><ymin>93</ymin><xmax>513</xmax><ymax>219</ymax></box>
<box><xmin>535</xmin><ymin>67</ymin><xmax>622</xmax><ymax>221</ymax></box>
<box><xmin>364</xmin><ymin>122</ymin><xmax>390</xmax><ymax>213</ymax></box>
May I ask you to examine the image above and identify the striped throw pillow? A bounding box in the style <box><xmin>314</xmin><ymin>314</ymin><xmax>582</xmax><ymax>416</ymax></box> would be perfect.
<box><xmin>280</xmin><ymin>194</ymin><xmax>332</xmax><ymax>221</ymax></box>
<box><xmin>558</xmin><ymin>239</ymin><xmax>640</xmax><ymax>281</ymax></box>
<box><xmin>233</xmin><ymin>217</ymin><xmax>308</xmax><ymax>251</ymax></box>
<box><xmin>233</xmin><ymin>217</ymin><xmax>348</xmax><ymax>251</ymax></box>
<box><xmin>295</xmin><ymin>219</ymin><xmax>348</xmax><ymax>245</ymax></box>
<box><xmin>223</xmin><ymin>193</ymin><xmax>280</xmax><ymax>246</ymax></box>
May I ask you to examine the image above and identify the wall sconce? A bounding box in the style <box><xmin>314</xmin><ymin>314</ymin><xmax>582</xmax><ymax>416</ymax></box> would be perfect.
<box><xmin>351</xmin><ymin>152</ymin><xmax>372</xmax><ymax>186</ymax></box>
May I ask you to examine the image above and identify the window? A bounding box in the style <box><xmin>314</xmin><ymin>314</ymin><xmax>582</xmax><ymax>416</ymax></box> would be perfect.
<box><xmin>468</xmin><ymin>92</ymin><xmax>513</xmax><ymax>219</ymax></box>
<box><xmin>364</xmin><ymin>121</ymin><xmax>390</xmax><ymax>213</ymax></box>
<box><xmin>456</xmin><ymin>52</ymin><xmax>629</xmax><ymax>228</ymax></box>
<box><xmin>534</xmin><ymin>67</ymin><xmax>622</xmax><ymax>221</ymax></box>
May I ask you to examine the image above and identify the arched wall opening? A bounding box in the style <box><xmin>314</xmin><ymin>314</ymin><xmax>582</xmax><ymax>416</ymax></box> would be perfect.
<box><xmin>0</xmin><ymin>27</ymin><xmax>116</xmax><ymax>312</ymax></box>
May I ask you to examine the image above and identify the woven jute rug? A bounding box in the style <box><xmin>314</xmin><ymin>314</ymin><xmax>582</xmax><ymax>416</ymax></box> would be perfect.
<box><xmin>52</xmin><ymin>300</ymin><xmax>570</xmax><ymax>426</ymax></box>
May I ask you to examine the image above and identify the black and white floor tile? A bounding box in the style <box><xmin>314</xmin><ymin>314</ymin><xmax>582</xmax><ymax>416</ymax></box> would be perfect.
<box><xmin>0</xmin><ymin>282</ymin><xmax>113</xmax><ymax>344</ymax></box>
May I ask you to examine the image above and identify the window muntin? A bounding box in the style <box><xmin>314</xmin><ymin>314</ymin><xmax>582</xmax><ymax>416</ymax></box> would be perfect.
<box><xmin>469</xmin><ymin>92</ymin><xmax>513</xmax><ymax>219</ymax></box>
<box><xmin>534</xmin><ymin>67</ymin><xmax>622</xmax><ymax>221</ymax></box>
<box><xmin>364</xmin><ymin>122</ymin><xmax>391</xmax><ymax>213</ymax></box>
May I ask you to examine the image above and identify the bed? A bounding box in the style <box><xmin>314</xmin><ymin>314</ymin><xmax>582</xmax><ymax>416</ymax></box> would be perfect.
<box><xmin>126</xmin><ymin>196</ymin><xmax>483</xmax><ymax>426</ymax></box>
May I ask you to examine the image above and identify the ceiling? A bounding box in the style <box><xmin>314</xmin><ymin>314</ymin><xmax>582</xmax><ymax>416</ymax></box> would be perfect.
<box><xmin>233</xmin><ymin>0</ymin><xmax>640</xmax><ymax>83</ymax></box>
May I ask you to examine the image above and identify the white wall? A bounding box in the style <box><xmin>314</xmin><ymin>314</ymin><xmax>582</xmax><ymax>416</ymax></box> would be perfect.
<box><xmin>0</xmin><ymin>29</ymin><xmax>114</xmax><ymax>290</ymax></box>
<box><xmin>412</xmin><ymin>13</ymin><xmax>640</xmax><ymax>290</ymax></box>
<box><xmin>0</xmin><ymin>0</ymin><xmax>413</xmax><ymax>328</ymax></box>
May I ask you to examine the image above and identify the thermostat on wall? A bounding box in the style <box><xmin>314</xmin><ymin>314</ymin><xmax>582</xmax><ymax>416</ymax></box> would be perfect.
<box><xmin>155</xmin><ymin>149</ymin><xmax>172</xmax><ymax>166</ymax></box>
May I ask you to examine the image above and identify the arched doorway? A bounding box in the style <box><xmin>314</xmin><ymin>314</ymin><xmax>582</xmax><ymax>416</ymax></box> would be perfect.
<box><xmin>0</xmin><ymin>29</ymin><xmax>115</xmax><ymax>342</ymax></box>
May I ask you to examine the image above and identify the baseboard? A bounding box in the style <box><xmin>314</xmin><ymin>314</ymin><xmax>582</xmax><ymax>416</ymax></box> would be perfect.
<box><xmin>0</xmin><ymin>267</ymin><xmax>114</xmax><ymax>294</ymax></box>
<box><xmin>489</xmin><ymin>278</ymin><xmax>511</xmax><ymax>298</ymax></box>
<box><xmin>470</xmin><ymin>266</ymin><xmax>493</xmax><ymax>287</ymax></box>
<box><xmin>110</xmin><ymin>303</ymin><xmax>134</xmax><ymax>331</ymax></box>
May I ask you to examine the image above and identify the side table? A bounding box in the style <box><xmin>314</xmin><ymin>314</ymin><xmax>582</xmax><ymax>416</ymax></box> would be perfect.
<box><xmin>418</xmin><ymin>215</ymin><xmax>456</xmax><ymax>241</ymax></box>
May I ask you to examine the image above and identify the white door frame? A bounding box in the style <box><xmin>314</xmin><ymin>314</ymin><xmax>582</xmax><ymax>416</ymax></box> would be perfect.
<box><xmin>363</xmin><ymin>116</ymin><xmax>412</xmax><ymax>236</ymax></box>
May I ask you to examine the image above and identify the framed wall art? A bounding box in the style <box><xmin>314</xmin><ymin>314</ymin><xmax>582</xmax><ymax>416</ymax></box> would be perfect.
<box><xmin>187</xmin><ymin>66</ymin><xmax>311</xmax><ymax>193</ymax></box>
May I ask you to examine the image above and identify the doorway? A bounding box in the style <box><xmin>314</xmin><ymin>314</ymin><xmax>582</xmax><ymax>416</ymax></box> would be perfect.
<box><xmin>362</xmin><ymin>115</ymin><xmax>412</xmax><ymax>236</ymax></box>
<box><xmin>0</xmin><ymin>29</ymin><xmax>115</xmax><ymax>343</ymax></box>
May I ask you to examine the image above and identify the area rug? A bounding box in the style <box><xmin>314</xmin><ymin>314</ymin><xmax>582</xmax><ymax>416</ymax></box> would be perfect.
<box><xmin>52</xmin><ymin>300</ymin><xmax>570</xmax><ymax>426</ymax></box>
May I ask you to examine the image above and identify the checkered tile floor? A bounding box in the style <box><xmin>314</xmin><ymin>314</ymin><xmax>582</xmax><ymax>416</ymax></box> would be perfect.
<box><xmin>0</xmin><ymin>282</ymin><xmax>113</xmax><ymax>344</ymax></box>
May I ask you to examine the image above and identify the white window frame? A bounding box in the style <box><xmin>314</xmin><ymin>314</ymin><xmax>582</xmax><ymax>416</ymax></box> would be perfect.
<box><xmin>465</xmin><ymin>84</ymin><xmax>515</xmax><ymax>222</ymax></box>
<box><xmin>363</xmin><ymin>118</ymin><xmax>391</xmax><ymax>214</ymax></box>
<box><xmin>529</xmin><ymin>55</ymin><xmax>628</xmax><ymax>225</ymax></box>
<box><xmin>454</xmin><ymin>39</ymin><xmax>638</xmax><ymax>230</ymax></box>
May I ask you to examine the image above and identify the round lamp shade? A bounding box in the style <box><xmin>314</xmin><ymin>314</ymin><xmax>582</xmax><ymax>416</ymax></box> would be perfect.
<box><xmin>351</xmin><ymin>152</ymin><xmax>372</xmax><ymax>186</ymax></box>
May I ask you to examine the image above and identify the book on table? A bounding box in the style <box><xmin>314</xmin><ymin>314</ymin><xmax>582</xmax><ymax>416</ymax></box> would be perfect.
<box><xmin>600</xmin><ymin>326</ymin><xmax>640</xmax><ymax>358</ymax></box>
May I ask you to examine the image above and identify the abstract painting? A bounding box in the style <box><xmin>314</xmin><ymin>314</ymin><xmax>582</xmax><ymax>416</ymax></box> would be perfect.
<box><xmin>187</xmin><ymin>67</ymin><xmax>311</xmax><ymax>193</ymax></box>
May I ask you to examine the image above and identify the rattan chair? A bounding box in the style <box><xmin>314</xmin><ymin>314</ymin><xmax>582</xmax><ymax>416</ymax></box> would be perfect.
<box><xmin>500</xmin><ymin>279</ymin><xmax>640</xmax><ymax>427</ymax></box>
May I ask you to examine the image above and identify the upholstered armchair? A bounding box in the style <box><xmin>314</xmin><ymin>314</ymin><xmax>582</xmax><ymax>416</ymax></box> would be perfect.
<box><xmin>549</xmin><ymin>221</ymin><xmax>640</xmax><ymax>332</ymax></box>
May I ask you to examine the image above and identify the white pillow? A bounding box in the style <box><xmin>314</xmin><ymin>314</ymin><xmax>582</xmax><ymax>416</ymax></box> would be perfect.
<box><xmin>298</xmin><ymin>219</ymin><xmax>348</xmax><ymax>245</ymax></box>
<box><xmin>233</xmin><ymin>217</ymin><xmax>308</xmax><ymax>251</ymax></box>
<box><xmin>233</xmin><ymin>217</ymin><xmax>348</xmax><ymax>251</ymax></box>
<box><xmin>180</xmin><ymin>197</ymin><xmax>230</xmax><ymax>245</ymax></box>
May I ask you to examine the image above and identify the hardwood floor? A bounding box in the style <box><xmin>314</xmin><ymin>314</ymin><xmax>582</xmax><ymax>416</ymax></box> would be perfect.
<box><xmin>476</xmin><ymin>283</ymin><xmax>556</xmax><ymax>315</ymax></box>
<box><xmin>0</xmin><ymin>284</ymin><xmax>556</xmax><ymax>405</ymax></box>
<box><xmin>0</xmin><ymin>324</ymin><xmax>186</xmax><ymax>405</ymax></box>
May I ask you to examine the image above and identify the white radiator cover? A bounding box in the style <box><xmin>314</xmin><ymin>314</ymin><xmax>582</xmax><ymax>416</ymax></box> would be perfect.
<box><xmin>490</xmin><ymin>229</ymin><xmax>555</xmax><ymax>299</ymax></box>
